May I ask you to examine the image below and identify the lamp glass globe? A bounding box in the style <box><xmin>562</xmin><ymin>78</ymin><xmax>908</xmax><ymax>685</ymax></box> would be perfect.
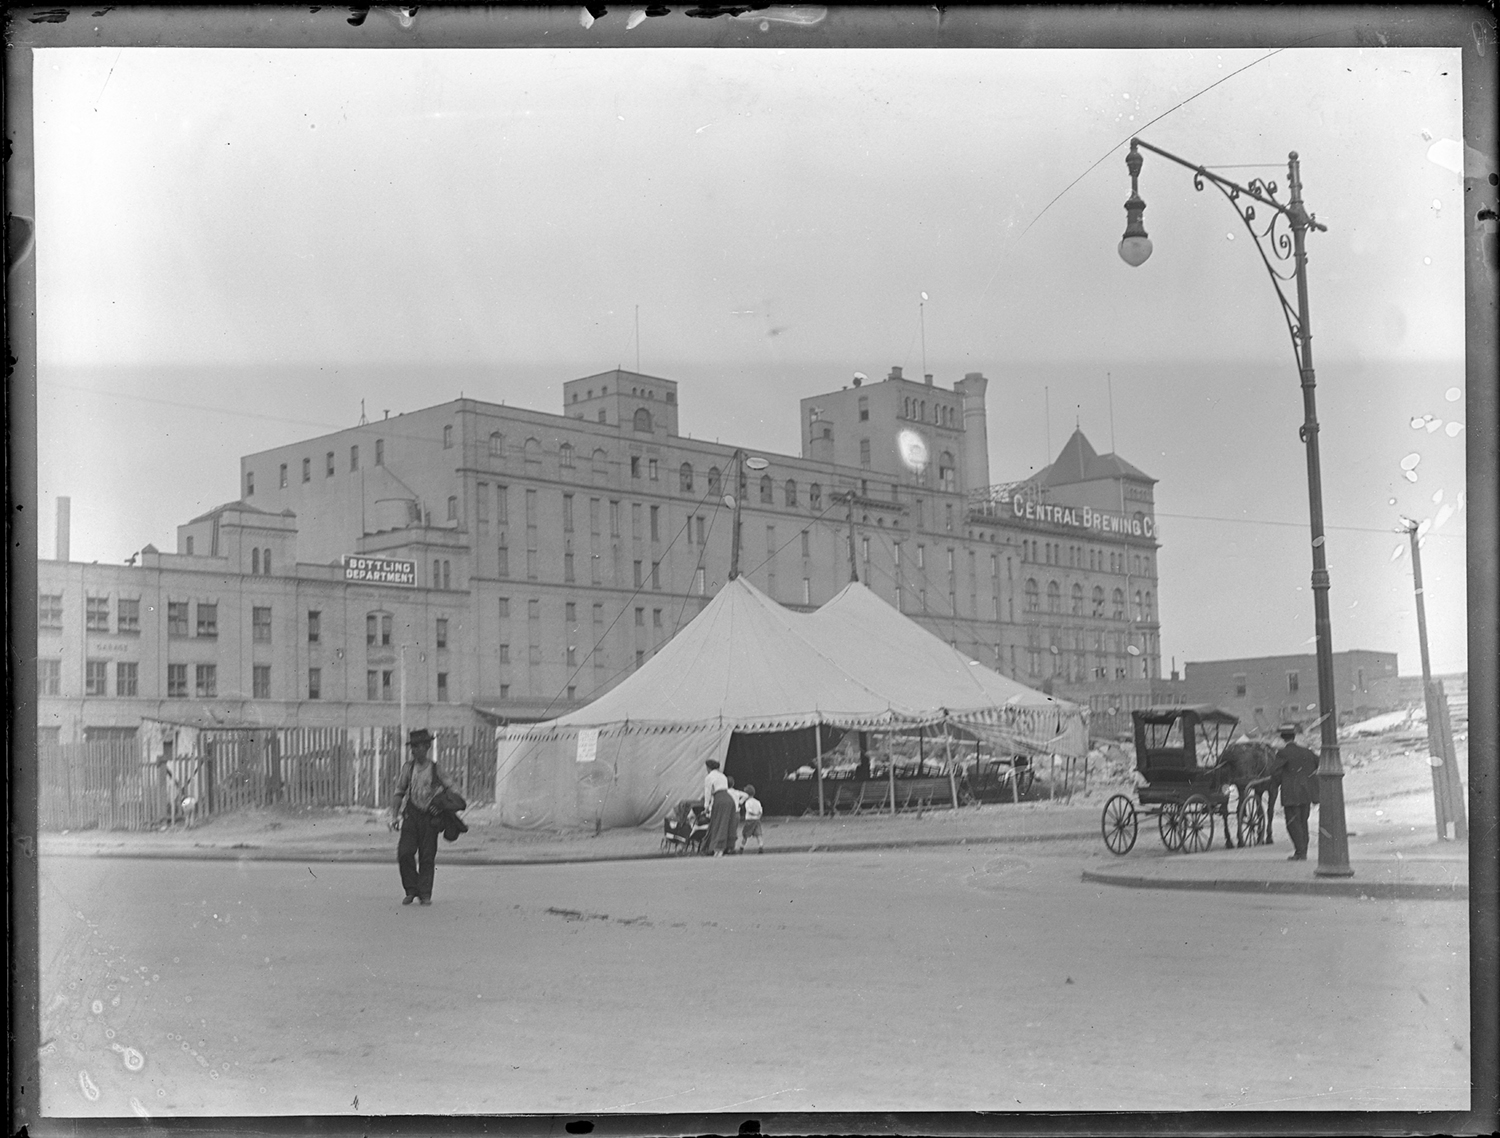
<box><xmin>1118</xmin><ymin>235</ymin><xmax>1153</xmax><ymax>267</ymax></box>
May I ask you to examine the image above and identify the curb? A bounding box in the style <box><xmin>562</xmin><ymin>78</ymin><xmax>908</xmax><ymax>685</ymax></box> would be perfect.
<box><xmin>1080</xmin><ymin>868</ymin><xmax>1468</xmax><ymax>902</ymax></box>
<box><xmin>39</xmin><ymin>829</ymin><xmax>1099</xmax><ymax>867</ymax></box>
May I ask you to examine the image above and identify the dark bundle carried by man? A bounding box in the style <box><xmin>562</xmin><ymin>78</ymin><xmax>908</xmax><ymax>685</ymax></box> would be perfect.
<box><xmin>428</xmin><ymin>785</ymin><xmax>469</xmax><ymax>842</ymax></box>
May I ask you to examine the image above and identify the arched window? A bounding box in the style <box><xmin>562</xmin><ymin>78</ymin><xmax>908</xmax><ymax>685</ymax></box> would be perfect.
<box><xmin>1112</xmin><ymin>588</ymin><xmax>1125</xmax><ymax>620</ymax></box>
<box><xmin>1134</xmin><ymin>589</ymin><xmax>1144</xmax><ymax>621</ymax></box>
<box><xmin>1144</xmin><ymin>590</ymin><xmax>1154</xmax><ymax>620</ymax></box>
<box><xmin>1092</xmin><ymin>586</ymin><xmax>1105</xmax><ymax>616</ymax></box>
<box><xmin>939</xmin><ymin>452</ymin><xmax>956</xmax><ymax>492</ymax></box>
<box><xmin>679</xmin><ymin>463</ymin><xmax>694</xmax><ymax>492</ymax></box>
<box><xmin>784</xmin><ymin>479</ymin><xmax>798</xmax><ymax>507</ymax></box>
<box><xmin>1024</xmin><ymin>578</ymin><xmax>1040</xmax><ymax>612</ymax></box>
<box><xmin>903</xmin><ymin>398</ymin><xmax>910</xmax><ymax>418</ymax></box>
<box><xmin>592</xmin><ymin>448</ymin><xmax>608</xmax><ymax>480</ymax></box>
<box><xmin>523</xmin><ymin>438</ymin><xmax>541</xmax><ymax>465</ymax></box>
<box><xmin>489</xmin><ymin>432</ymin><xmax>503</xmax><ymax>457</ymax></box>
<box><xmin>707</xmin><ymin>466</ymin><xmax>722</xmax><ymax>496</ymax></box>
<box><xmin>1047</xmin><ymin>580</ymin><xmax>1061</xmax><ymax>612</ymax></box>
<box><xmin>920</xmin><ymin>401</ymin><xmax>927</xmax><ymax>421</ymax></box>
<box><xmin>1071</xmin><ymin>583</ymin><xmax>1083</xmax><ymax>615</ymax></box>
<box><xmin>447</xmin><ymin>496</ymin><xmax>458</xmax><ymax>521</ymax></box>
<box><xmin>759</xmin><ymin>474</ymin><xmax>774</xmax><ymax>504</ymax></box>
<box><xmin>559</xmin><ymin>443</ymin><xmax>575</xmax><ymax>468</ymax></box>
<box><xmin>633</xmin><ymin>407</ymin><xmax>652</xmax><ymax>433</ymax></box>
<box><xmin>252</xmin><ymin>548</ymin><xmax>260</xmax><ymax>574</ymax></box>
<box><xmin>263</xmin><ymin>548</ymin><xmax>272</xmax><ymax>575</ymax></box>
<box><xmin>809</xmin><ymin>483</ymin><xmax>822</xmax><ymax>510</ymax></box>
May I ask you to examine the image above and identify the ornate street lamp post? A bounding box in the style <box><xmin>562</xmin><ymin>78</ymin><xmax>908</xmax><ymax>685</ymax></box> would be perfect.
<box><xmin>1117</xmin><ymin>137</ymin><xmax>1352</xmax><ymax>877</ymax></box>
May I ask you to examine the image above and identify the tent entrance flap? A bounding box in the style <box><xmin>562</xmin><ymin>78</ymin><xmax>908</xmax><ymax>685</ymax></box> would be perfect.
<box><xmin>722</xmin><ymin>725</ymin><xmax>845</xmax><ymax>819</ymax></box>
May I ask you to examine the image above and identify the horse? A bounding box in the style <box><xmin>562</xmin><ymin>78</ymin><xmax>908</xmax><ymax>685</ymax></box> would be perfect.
<box><xmin>1210</xmin><ymin>740</ymin><xmax>1281</xmax><ymax>848</ymax></box>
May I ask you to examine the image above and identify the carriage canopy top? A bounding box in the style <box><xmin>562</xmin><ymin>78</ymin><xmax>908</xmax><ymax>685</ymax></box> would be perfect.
<box><xmin>1131</xmin><ymin>706</ymin><xmax>1240</xmax><ymax>727</ymax></box>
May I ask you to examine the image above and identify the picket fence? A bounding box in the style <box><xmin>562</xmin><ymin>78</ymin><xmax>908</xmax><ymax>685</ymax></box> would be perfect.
<box><xmin>37</xmin><ymin>727</ymin><xmax>497</xmax><ymax>832</ymax></box>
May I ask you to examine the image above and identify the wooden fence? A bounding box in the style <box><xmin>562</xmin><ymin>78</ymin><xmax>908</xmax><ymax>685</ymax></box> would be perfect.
<box><xmin>38</xmin><ymin>738</ymin><xmax>172</xmax><ymax>832</ymax></box>
<box><xmin>35</xmin><ymin>726</ymin><xmax>497</xmax><ymax>832</ymax></box>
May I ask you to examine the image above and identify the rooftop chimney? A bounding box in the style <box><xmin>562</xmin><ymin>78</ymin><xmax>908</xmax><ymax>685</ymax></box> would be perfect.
<box><xmin>924</xmin><ymin>372</ymin><xmax>934</xmax><ymax>386</ymax></box>
<box><xmin>56</xmin><ymin>497</ymin><xmax>70</xmax><ymax>562</ymax></box>
<box><xmin>954</xmin><ymin>372</ymin><xmax>991</xmax><ymax>492</ymax></box>
<box><xmin>888</xmin><ymin>366</ymin><xmax>903</xmax><ymax>381</ymax></box>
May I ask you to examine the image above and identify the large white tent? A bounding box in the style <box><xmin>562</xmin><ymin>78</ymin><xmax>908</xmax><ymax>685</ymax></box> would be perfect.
<box><xmin>494</xmin><ymin>576</ymin><xmax>1085</xmax><ymax>830</ymax></box>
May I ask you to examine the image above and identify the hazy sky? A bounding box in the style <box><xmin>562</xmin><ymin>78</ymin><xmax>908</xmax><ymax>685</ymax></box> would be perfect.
<box><xmin>33</xmin><ymin>41</ymin><xmax>1469</xmax><ymax>675</ymax></box>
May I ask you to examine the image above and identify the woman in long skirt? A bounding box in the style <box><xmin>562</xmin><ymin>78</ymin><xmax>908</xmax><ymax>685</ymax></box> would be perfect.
<box><xmin>703</xmin><ymin>759</ymin><xmax>736</xmax><ymax>857</ymax></box>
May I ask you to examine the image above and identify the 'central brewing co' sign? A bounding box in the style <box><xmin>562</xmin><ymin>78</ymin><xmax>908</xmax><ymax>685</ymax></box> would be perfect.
<box><xmin>1009</xmin><ymin>497</ymin><xmax>1156</xmax><ymax>538</ymax></box>
<box><xmin>343</xmin><ymin>555</ymin><xmax>416</xmax><ymax>586</ymax></box>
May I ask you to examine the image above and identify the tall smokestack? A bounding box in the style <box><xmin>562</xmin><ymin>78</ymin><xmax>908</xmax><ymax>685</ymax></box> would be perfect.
<box><xmin>56</xmin><ymin>497</ymin><xmax>71</xmax><ymax>562</ymax></box>
<box><xmin>954</xmin><ymin>373</ymin><xmax>991</xmax><ymax>493</ymax></box>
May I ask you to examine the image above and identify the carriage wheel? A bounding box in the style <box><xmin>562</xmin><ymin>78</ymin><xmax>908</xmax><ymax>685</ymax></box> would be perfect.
<box><xmin>1101</xmin><ymin>795</ymin><xmax>1138</xmax><ymax>855</ymax></box>
<box><xmin>1158</xmin><ymin>803</ymin><xmax>1185</xmax><ymax>851</ymax></box>
<box><xmin>1237</xmin><ymin>793</ymin><xmax>1266</xmax><ymax>848</ymax></box>
<box><xmin>1181</xmin><ymin>794</ymin><xmax>1215</xmax><ymax>853</ymax></box>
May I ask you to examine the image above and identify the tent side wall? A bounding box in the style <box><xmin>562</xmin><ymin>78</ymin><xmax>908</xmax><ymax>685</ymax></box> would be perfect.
<box><xmin>495</xmin><ymin>724</ymin><xmax>732</xmax><ymax>831</ymax></box>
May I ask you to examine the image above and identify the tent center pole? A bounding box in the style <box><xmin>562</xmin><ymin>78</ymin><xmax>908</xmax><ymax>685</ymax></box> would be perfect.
<box><xmin>945</xmin><ymin>727</ymin><xmax>958</xmax><ymax>810</ymax></box>
<box><xmin>815</xmin><ymin>726</ymin><xmax>826</xmax><ymax>817</ymax></box>
<box><xmin>888</xmin><ymin>735</ymin><xmax>896</xmax><ymax>816</ymax></box>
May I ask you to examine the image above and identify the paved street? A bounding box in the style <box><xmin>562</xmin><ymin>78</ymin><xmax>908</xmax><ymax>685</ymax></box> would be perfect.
<box><xmin>38</xmin><ymin>840</ymin><xmax>1468</xmax><ymax>1118</ymax></box>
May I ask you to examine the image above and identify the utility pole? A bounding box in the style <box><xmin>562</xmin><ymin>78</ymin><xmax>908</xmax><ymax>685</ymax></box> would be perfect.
<box><xmin>844</xmin><ymin>491</ymin><xmax>859</xmax><ymax>583</ymax></box>
<box><xmin>727</xmin><ymin>451</ymin><xmax>769</xmax><ymax>581</ymax></box>
<box><xmin>399</xmin><ymin>643</ymin><xmax>408</xmax><ymax>761</ymax></box>
<box><xmin>1403</xmin><ymin>519</ymin><xmax>1467</xmax><ymax>840</ymax></box>
<box><xmin>728</xmin><ymin>451</ymin><xmax>745</xmax><ymax>580</ymax></box>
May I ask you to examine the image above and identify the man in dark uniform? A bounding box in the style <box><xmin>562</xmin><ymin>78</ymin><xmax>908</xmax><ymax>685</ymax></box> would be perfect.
<box><xmin>390</xmin><ymin>728</ymin><xmax>453</xmax><ymax>905</ymax></box>
<box><xmin>1271</xmin><ymin>723</ymin><xmax>1320</xmax><ymax>861</ymax></box>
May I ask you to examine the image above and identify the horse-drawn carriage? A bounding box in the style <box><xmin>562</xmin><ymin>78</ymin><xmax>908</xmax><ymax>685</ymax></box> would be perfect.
<box><xmin>1100</xmin><ymin>706</ymin><xmax>1278</xmax><ymax>856</ymax></box>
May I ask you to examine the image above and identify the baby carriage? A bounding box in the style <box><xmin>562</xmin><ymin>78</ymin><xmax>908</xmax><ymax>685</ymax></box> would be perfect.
<box><xmin>661</xmin><ymin>802</ymin><xmax>711</xmax><ymax>855</ymax></box>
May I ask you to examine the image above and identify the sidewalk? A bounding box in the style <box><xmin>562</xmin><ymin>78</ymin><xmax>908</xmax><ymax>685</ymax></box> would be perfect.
<box><xmin>1082</xmin><ymin>782</ymin><xmax>1470</xmax><ymax>901</ymax></box>
<box><xmin>36</xmin><ymin>798</ymin><xmax>1101</xmax><ymax>866</ymax></box>
<box><xmin>37</xmin><ymin>763</ymin><xmax>1469</xmax><ymax>900</ymax></box>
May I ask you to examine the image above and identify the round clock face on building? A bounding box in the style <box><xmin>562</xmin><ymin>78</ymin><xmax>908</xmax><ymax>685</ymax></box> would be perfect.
<box><xmin>897</xmin><ymin>429</ymin><xmax>929</xmax><ymax>472</ymax></box>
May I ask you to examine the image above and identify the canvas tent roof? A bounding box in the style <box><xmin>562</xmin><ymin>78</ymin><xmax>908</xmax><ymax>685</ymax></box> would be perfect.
<box><xmin>508</xmin><ymin>575</ymin><xmax>1084</xmax><ymax>740</ymax></box>
<box><xmin>495</xmin><ymin>574</ymin><xmax>1086</xmax><ymax>831</ymax></box>
<box><xmin>539</xmin><ymin>575</ymin><xmax>908</xmax><ymax>734</ymax></box>
<box><xmin>804</xmin><ymin>581</ymin><xmax>1074</xmax><ymax>723</ymax></box>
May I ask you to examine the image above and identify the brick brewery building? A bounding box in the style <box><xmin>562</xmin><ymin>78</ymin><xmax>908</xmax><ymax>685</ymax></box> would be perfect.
<box><xmin>38</xmin><ymin>367</ymin><xmax>1172</xmax><ymax>743</ymax></box>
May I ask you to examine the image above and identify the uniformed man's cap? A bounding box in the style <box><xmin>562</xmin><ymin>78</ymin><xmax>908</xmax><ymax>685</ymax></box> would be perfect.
<box><xmin>409</xmin><ymin>728</ymin><xmax>434</xmax><ymax>748</ymax></box>
<box><xmin>1278</xmin><ymin>723</ymin><xmax>1298</xmax><ymax>737</ymax></box>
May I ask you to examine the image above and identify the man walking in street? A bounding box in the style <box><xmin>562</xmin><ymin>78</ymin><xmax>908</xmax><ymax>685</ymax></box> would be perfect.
<box><xmin>1271</xmin><ymin>723</ymin><xmax>1320</xmax><ymax>861</ymax></box>
<box><xmin>390</xmin><ymin>728</ymin><xmax>453</xmax><ymax>905</ymax></box>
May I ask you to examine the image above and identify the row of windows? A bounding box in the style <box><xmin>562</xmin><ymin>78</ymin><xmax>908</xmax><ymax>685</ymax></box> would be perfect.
<box><xmin>1233</xmin><ymin>672</ymin><xmax>1304</xmax><ymax>697</ymax></box>
<box><xmin>900</xmin><ymin>396</ymin><xmax>957</xmax><ymax>427</ymax></box>
<box><xmin>1022</xmin><ymin>539</ymin><xmax>1154</xmax><ymax>577</ymax></box>
<box><xmin>251</xmin><ymin>436</ymin><xmax>398</xmax><ymax>496</ymax></box>
<box><xmin>272</xmin><ymin>428</ymin><xmax>463</xmax><ymax>492</ymax></box>
<box><xmin>45</xmin><ymin>657</ymin><xmax>451</xmax><ymax>704</ymax></box>
<box><xmin>45</xmin><ymin>596</ymin><xmax>459</xmax><ymax>651</ymax></box>
<box><xmin>1021</xmin><ymin>580</ymin><xmax>1155</xmax><ymax>621</ymax></box>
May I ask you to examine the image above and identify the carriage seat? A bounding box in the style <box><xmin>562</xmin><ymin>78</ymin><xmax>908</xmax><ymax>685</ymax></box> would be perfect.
<box><xmin>1141</xmin><ymin>751</ymin><xmax>1196</xmax><ymax>784</ymax></box>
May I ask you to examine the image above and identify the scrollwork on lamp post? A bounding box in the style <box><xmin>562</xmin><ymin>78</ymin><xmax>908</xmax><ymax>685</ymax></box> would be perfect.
<box><xmin>1117</xmin><ymin>136</ymin><xmax>1352</xmax><ymax>878</ymax></box>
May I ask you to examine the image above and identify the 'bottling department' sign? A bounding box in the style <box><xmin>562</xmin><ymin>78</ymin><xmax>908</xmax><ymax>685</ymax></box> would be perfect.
<box><xmin>1011</xmin><ymin>498</ymin><xmax>1156</xmax><ymax>538</ymax></box>
<box><xmin>343</xmin><ymin>555</ymin><xmax>416</xmax><ymax>586</ymax></box>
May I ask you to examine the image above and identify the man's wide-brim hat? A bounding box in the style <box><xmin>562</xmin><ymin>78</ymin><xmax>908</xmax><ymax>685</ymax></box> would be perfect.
<box><xmin>409</xmin><ymin>728</ymin><xmax>434</xmax><ymax>747</ymax></box>
<box><xmin>1278</xmin><ymin>723</ymin><xmax>1298</xmax><ymax>736</ymax></box>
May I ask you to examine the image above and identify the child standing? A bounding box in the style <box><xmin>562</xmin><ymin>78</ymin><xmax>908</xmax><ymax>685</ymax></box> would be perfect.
<box><xmin>738</xmin><ymin>784</ymin><xmax>765</xmax><ymax>853</ymax></box>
